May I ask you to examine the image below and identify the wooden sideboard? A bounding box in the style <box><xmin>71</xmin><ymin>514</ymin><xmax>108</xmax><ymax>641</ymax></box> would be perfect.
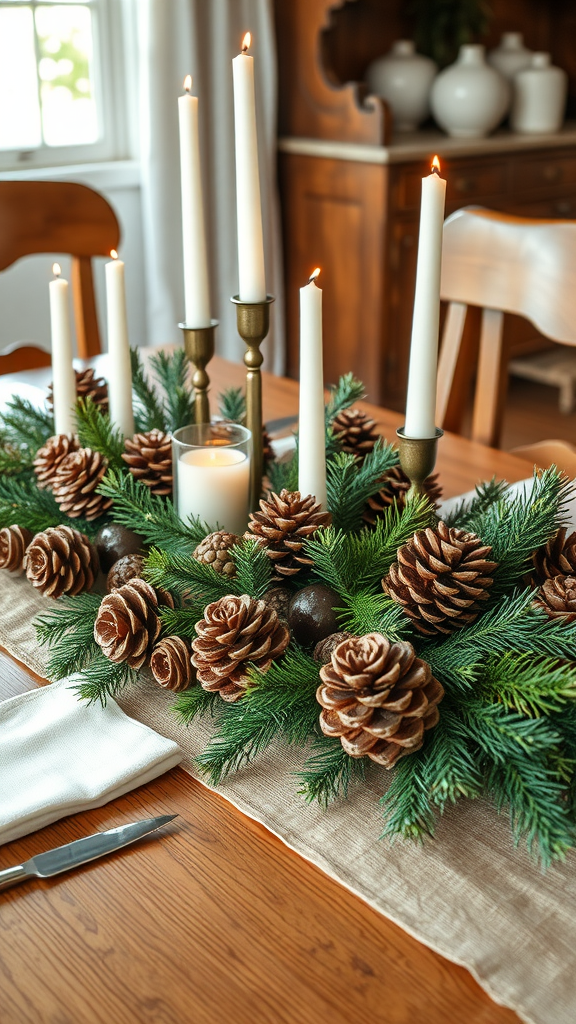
<box><xmin>275</xmin><ymin>0</ymin><xmax>576</xmax><ymax>409</ymax></box>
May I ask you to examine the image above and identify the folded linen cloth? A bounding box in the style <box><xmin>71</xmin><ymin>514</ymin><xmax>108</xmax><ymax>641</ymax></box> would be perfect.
<box><xmin>0</xmin><ymin>679</ymin><xmax>183</xmax><ymax>845</ymax></box>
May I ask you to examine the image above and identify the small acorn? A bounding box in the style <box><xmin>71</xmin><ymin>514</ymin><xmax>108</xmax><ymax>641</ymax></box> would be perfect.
<box><xmin>94</xmin><ymin>522</ymin><xmax>145</xmax><ymax>572</ymax></box>
<box><xmin>288</xmin><ymin>583</ymin><xmax>342</xmax><ymax>647</ymax></box>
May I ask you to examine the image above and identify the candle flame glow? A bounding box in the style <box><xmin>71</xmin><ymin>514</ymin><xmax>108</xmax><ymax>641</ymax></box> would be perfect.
<box><xmin>431</xmin><ymin>155</ymin><xmax>441</xmax><ymax>174</ymax></box>
<box><xmin>308</xmin><ymin>267</ymin><xmax>321</xmax><ymax>284</ymax></box>
<box><xmin>110</xmin><ymin>249</ymin><xmax>118</xmax><ymax>260</ymax></box>
<box><xmin>52</xmin><ymin>263</ymin><xmax>61</xmax><ymax>278</ymax></box>
<box><xmin>183</xmin><ymin>74</ymin><xmax>192</xmax><ymax>93</ymax></box>
<box><xmin>241</xmin><ymin>32</ymin><xmax>251</xmax><ymax>53</ymax></box>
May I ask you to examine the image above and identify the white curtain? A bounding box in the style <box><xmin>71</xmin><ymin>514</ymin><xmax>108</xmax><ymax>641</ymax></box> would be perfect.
<box><xmin>137</xmin><ymin>0</ymin><xmax>285</xmax><ymax>374</ymax></box>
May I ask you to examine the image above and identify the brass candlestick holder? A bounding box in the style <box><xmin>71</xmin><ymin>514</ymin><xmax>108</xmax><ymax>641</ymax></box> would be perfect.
<box><xmin>396</xmin><ymin>426</ymin><xmax>444</xmax><ymax>502</ymax></box>
<box><xmin>179</xmin><ymin>320</ymin><xmax>218</xmax><ymax>425</ymax></box>
<box><xmin>231</xmin><ymin>294</ymin><xmax>275</xmax><ymax>510</ymax></box>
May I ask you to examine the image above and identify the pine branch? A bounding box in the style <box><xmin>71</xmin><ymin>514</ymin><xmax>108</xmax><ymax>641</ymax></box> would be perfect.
<box><xmin>99</xmin><ymin>468</ymin><xmax>207</xmax><ymax>552</ymax></box>
<box><xmin>0</xmin><ymin>475</ymin><xmax>63</xmax><ymax>533</ymax></box>
<box><xmin>0</xmin><ymin>396</ymin><xmax>54</xmax><ymax>451</ymax></box>
<box><xmin>76</xmin><ymin>398</ymin><xmax>125</xmax><ymax>465</ymax></box>
<box><xmin>0</xmin><ymin>443</ymin><xmax>33</xmax><ymax>476</ymax></box>
<box><xmin>423</xmin><ymin>703</ymin><xmax>484</xmax><ymax>812</ymax></box>
<box><xmin>298</xmin><ymin>737</ymin><xmax>366</xmax><ymax>807</ymax></box>
<box><xmin>267</xmin><ymin>450</ymin><xmax>299</xmax><ymax>494</ymax></box>
<box><xmin>338</xmin><ymin>590</ymin><xmax>411</xmax><ymax>640</ymax></box>
<box><xmin>462</xmin><ymin>698</ymin><xmax>564</xmax><ymax>763</ymax></box>
<box><xmin>160</xmin><ymin>606</ymin><xmax>206</xmax><ymax>639</ymax></box>
<box><xmin>441</xmin><ymin>478</ymin><xmax>509</xmax><ymax>529</ymax></box>
<box><xmin>130</xmin><ymin>348</ymin><xmax>166</xmax><ymax>432</ymax></box>
<box><xmin>380</xmin><ymin>749</ymin><xmax>437</xmax><ymax>841</ymax></box>
<box><xmin>73</xmin><ymin>651</ymin><xmax>138</xmax><ymax>706</ymax></box>
<box><xmin>145</xmin><ymin>547</ymin><xmax>229</xmax><ymax>604</ymax></box>
<box><xmin>325</xmin><ymin>373</ymin><xmax>366</xmax><ymax>424</ymax></box>
<box><xmin>172</xmin><ymin>686</ymin><xmax>223</xmax><ymax>724</ymax></box>
<box><xmin>326</xmin><ymin>441</ymin><xmax>400</xmax><ymax>533</ymax></box>
<box><xmin>149</xmin><ymin>349</ymin><xmax>194</xmax><ymax>431</ymax></box>
<box><xmin>482</xmin><ymin>653</ymin><xmax>576</xmax><ymax>717</ymax></box>
<box><xmin>231</xmin><ymin>538</ymin><xmax>274</xmax><ymax>599</ymax></box>
<box><xmin>35</xmin><ymin>593</ymin><xmax>102</xmax><ymax>681</ymax></box>
<box><xmin>219</xmin><ymin>386</ymin><xmax>246</xmax><ymax>423</ymax></box>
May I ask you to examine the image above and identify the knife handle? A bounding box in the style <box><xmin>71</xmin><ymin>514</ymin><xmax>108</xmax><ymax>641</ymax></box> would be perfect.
<box><xmin>0</xmin><ymin>864</ymin><xmax>33</xmax><ymax>891</ymax></box>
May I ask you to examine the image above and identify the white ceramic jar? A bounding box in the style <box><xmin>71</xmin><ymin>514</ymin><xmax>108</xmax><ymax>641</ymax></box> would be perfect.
<box><xmin>365</xmin><ymin>40</ymin><xmax>437</xmax><ymax>132</ymax></box>
<box><xmin>511</xmin><ymin>53</ymin><xmax>567</xmax><ymax>134</ymax></box>
<box><xmin>430</xmin><ymin>44</ymin><xmax>510</xmax><ymax>138</ymax></box>
<box><xmin>488</xmin><ymin>32</ymin><xmax>532</xmax><ymax>80</ymax></box>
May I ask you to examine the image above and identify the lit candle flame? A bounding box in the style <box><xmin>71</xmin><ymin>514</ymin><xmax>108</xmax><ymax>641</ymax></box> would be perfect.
<box><xmin>308</xmin><ymin>268</ymin><xmax>321</xmax><ymax>284</ymax></box>
<box><xmin>183</xmin><ymin>74</ymin><xmax>192</xmax><ymax>93</ymax></box>
<box><xmin>241</xmin><ymin>32</ymin><xmax>251</xmax><ymax>53</ymax></box>
<box><xmin>110</xmin><ymin>249</ymin><xmax>118</xmax><ymax>260</ymax></box>
<box><xmin>52</xmin><ymin>263</ymin><xmax>61</xmax><ymax>278</ymax></box>
<box><xmin>431</xmin><ymin>155</ymin><xmax>441</xmax><ymax>174</ymax></box>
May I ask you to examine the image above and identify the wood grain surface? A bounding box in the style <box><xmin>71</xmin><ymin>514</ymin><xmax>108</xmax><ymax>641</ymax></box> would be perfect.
<box><xmin>0</xmin><ymin>358</ymin><xmax>533</xmax><ymax>1024</ymax></box>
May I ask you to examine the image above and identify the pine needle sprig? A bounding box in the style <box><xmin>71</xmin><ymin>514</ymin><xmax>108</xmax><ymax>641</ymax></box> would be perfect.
<box><xmin>0</xmin><ymin>475</ymin><xmax>62</xmax><ymax>533</ymax></box>
<box><xmin>482</xmin><ymin>653</ymin><xmax>576</xmax><ymax>717</ymax></box>
<box><xmin>231</xmin><ymin>538</ymin><xmax>274</xmax><ymax>599</ymax></box>
<box><xmin>35</xmin><ymin>592</ymin><xmax>101</xmax><ymax>680</ymax></box>
<box><xmin>99</xmin><ymin>469</ymin><xmax>207</xmax><ymax>551</ymax></box>
<box><xmin>130</xmin><ymin>348</ymin><xmax>166</xmax><ymax>432</ymax></box>
<box><xmin>462</xmin><ymin>699</ymin><xmax>564</xmax><ymax>763</ymax></box>
<box><xmin>172</xmin><ymin>686</ymin><xmax>223</xmax><ymax>725</ymax></box>
<box><xmin>324</xmin><ymin>373</ymin><xmax>366</xmax><ymax>424</ymax></box>
<box><xmin>339</xmin><ymin>590</ymin><xmax>411</xmax><ymax>639</ymax></box>
<box><xmin>326</xmin><ymin>440</ymin><xmax>400</xmax><ymax>533</ymax></box>
<box><xmin>145</xmin><ymin>547</ymin><xmax>228</xmax><ymax>604</ymax></box>
<box><xmin>380</xmin><ymin>749</ymin><xmax>436</xmax><ymax>841</ymax></box>
<box><xmin>73</xmin><ymin>653</ymin><xmax>138</xmax><ymax>706</ymax></box>
<box><xmin>149</xmin><ymin>349</ymin><xmax>195</xmax><ymax>432</ymax></box>
<box><xmin>160</xmin><ymin>606</ymin><xmax>206</xmax><ymax>639</ymax></box>
<box><xmin>441</xmin><ymin>478</ymin><xmax>509</xmax><ymax>529</ymax></box>
<box><xmin>219</xmin><ymin>387</ymin><xmax>246</xmax><ymax>423</ymax></box>
<box><xmin>76</xmin><ymin>397</ymin><xmax>125</xmax><ymax>466</ymax></box>
<box><xmin>0</xmin><ymin>395</ymin><xmax>54</xmax><ymax>451</ymax></box>
<box><xmin>423</xmin><ymin>703</ymin><xmax>484</xmax><ymax>812</ymax></box>
<box><xmin>0</xmin><ymin>443</ymin><xmax>33</xmax><ymax>476</ymax></box>
<box><xmin>267</xmin><ymin>450</ymin><xmax>299</xmax><ymax>494</ymax></box>
<box><xmin>298</xmin><ymin>738</ymin><xmax>366</xmax><ymax>807</ymax></box>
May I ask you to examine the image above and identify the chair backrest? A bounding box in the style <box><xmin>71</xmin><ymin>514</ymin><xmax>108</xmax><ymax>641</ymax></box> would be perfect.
<box><xmin>0</xmin><ymin>180</ymin><xmax>120</xmax><ymax>371</ymax></box>
<box><xmin>436</xmin><ymin>207</ymin><xmax>576</xmax><ymax>446</ymax></box>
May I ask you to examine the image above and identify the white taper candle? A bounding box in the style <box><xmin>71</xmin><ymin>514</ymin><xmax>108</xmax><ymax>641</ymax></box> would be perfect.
<box><xmin>49</xmin><ymin>264</ymin><xmax>77</xmax><ymax>436</ymax></box>
<box><xmin>298</xmin><ymin>269</ymin><xmax>327</xmax><ymax>510</ymax></box>
<box><xmin>178</xmin><ymin>75</ymin><xmax>211</xmax><ymax>327</ymax></box>
<box><xmin>105</xmin><ymin>252</ymin><xmax>134</xmax><ymax>438</ymax></box>
<box><xmin>232</xmin><ymin>33</ymin><xmax>266</xmax><ymax>302</ymax></box>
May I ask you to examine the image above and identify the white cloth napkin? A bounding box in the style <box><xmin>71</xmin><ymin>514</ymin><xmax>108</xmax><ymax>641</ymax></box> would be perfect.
<box><xmin>0</xmin><ymin>679</ymin><xmax>182</xmax><ymax>845</ymax></box>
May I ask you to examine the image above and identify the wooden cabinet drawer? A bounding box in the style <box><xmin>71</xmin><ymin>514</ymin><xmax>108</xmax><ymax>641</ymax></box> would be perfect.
<box><xmin>512</xmin><ymin>155</ymin><xmax>576</xmax><ymax>192</ymax></box>
<box><xmin>395</xmin><ymin>161</ymin><xmax>508</xmax><ymax>209</ymax></box>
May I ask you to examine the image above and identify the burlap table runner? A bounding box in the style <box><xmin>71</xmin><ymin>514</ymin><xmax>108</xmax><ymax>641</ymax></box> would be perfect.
<box><xmin>1</xmin><ymin>572</ymin><xmax>574</xmax><ymax>1024</ymax></box>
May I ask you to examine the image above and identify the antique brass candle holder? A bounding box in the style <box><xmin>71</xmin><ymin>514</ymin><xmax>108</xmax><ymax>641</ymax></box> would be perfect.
<box><xmin>396</xmin><ymin>426</ymin><xmax>444</xmax><ymax>501</ymax></box>
<box><xmin>179</xmin><ymin>320</ymin><xmax>218</xmax><ymax>425</ymax></box>
<box><xmin>231</xmin><ymin>294</ymin><xmax>275</xmax><ymax>510</ymax></box>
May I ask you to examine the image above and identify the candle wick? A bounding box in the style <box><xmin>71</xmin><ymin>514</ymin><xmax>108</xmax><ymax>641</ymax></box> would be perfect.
<box><xmin>431</xmin><ymin>166</ymin><xmax>440</xmax><ymax>175</ymax></box>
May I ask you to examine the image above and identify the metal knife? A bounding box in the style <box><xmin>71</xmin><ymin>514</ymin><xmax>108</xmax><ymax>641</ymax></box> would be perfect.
<box><xmin>0</xmin><ymin>815</ymin><xmax>177</xmax><ymax>892</ymax></box>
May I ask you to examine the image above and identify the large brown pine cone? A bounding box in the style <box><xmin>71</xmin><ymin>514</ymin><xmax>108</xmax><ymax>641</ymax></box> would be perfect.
<box><xmin>317</xmin><ymin>633</ymin><xmax>444</xmax><ymax>768</ymax></box>
<box><xmin>48</xmin><ymin>368</ymin><xmax>108</xmax><ymax>413</ymax></box>
<box><xmin>33</xmin><ymin>434</ymin><xmax>80</xmax><ymax>490</ymax></box>
<box><xmin>535</xmin><ymin>575</ymin><xmax>576</xmax><ymax>622</ymax></box>
<box><xmin>0</xmin><ymin>526</ymin><xmax>33</xmax><ymax>573</ymax></box>
<box><xmin>245</xmin><ymin>490</ymin><xmax>332</xmax><ymax>578</ymax></box>
<box><xmin>25</xmin><ymin>525</ymin><xmax>99</xmax><ymax>598</ymax></box>
<box><xmin>332</xmin><ymin>408</ymin><xmax>379</xmax><ymax>460</ymax></box>
<box><xmin>94</xmin><ymin>578</ymin><xmax>161</xmax><ymax>668</ymax></box>
<box><xmin>384</xmin><ymin>521</ymin><xmax>497</xmax><ymax>636</ymax></box>
<box><xmin>532</xmin><ymin>528</ymin><xmax>576</xmax><ymax>586</ymax></box>
<box><xmin>122</xmin><ymin>429</ymin><xmax>172</xmax><ymax>496</ymax></box>
<box><xmin>193</xmin><ymin>530</ymin><xmax>239</xmax><ymax>577</ymax></box>
<box><xmin>191</xmin><ymin>594</ymin><xmax>290</xmax><ymax>701</ymax></box>
<box><xmin>364</xmin><ymin>465</ymin><xmax>443</xmax><ymax>525</ymax></box>
<box><xmin>150</xmin><ymin>636</ymin><xmax>194</xmax><ymax>692</ymax></box>
<box><xmin>52</xmin><ymin>447</ymin><xmax>113</xmax><ymax>521</ymax></box>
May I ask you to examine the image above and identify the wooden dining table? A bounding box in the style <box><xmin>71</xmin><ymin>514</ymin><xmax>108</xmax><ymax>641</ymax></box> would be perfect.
<box><xmin>0</xmin><ymin>352</ymin><xmax>533</xmax><ymax>1024</ymax></box>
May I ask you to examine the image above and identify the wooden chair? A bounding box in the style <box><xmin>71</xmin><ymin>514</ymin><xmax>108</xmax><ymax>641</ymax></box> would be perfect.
<box><xmin>436</xmin><ymin>207</ymin><xmax>576</xmax><ymax>447</ymax></box>
<box><xmin>0</xmin><ymin>180</ymin><xmax>120</xmax><ymax>374</ymax></box>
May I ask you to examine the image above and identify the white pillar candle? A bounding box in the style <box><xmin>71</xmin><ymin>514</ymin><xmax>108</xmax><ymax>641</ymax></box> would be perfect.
<box><xmin>177</xmin><ymin>448</ymin><xmax>250</xmax><ymax>536</ymax></box>
<box><xmin>178</xmin><ymin>75</ymin><xmax>211</xmax><ymax>327</ymax></box>
<box><xmin>105</xmin><ymin>251</ymin><xmax>134</xmax><ymax>438</ymax></box>
<box><xmin>232</xmin><ymin>33</ymin><xmax>266</xmax><ymax>302</ymax></box>
<box><xmin>404</xmin><ymin>156</ymin><xmax>447</xmax><ymax>438</ymax></box>
<box><xmin>49</xmin><ymin>263</ymin><xmax>77</xmax><ymax>436</ymax></box>
<box><xmin>298</xmin><ymin>269</ymin><xmax>327</xmax><ymax>510</ymax></box>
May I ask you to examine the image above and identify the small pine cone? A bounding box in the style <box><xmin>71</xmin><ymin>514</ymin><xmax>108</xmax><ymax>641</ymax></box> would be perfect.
<box><xmin>150</xmin><ymin>636</ymin><xmax>193</xmax><ymax>692</ymax></box>
<box><xmin>193</xmin><ymin>530</ymin><xmax>239</xmax><ymax>577</ymax></box>
<box><xmin>94</xmin><ymin>578</ymin><xmax>161</xmax><ymax>669</ymax></box>
<box><xmin>33</xmin><ymin>434</ymin><xmax>80</xmax><ymax>490</ymax></box>
<box><xmin>245</xmin><ymin>490</ymin><xmax>332</xmax><ymax>578</ymax></box>
<box><xmin>122</xmin><ymin>429</ymin><xmax>172</xmax><ymax>496</ymax></box>
<box><xmin>48</xmin><ymin>368</ymin><xmax>108</xmax><ymax>413</ymax></box>
<box><xmin>25</xmin><ymin>525</ymin><xmax>99</xmax><ymax>598</ymax></box>
<box><xmin>384</xmin><ymin>521</ymin><xmax>497</xmax><ymax>636</ymax></box>
<box><xmin>332</xmin><ymin>408</ymin><xmax>379</xmax><ymax>460</ymax></box>
<box><xmin>313</xmin><ymin>631</ymin><xmax>353</xmax><ymax>664</ymax></box>
<box><xmin>191</xmin><ymin>594</ymin><xmax>290</xmax><ymax>701</ymax></box>
<box><xmin>364</xmin><ymin>466</ymin><xmax>443</xmax><ymax>526</ymax></box>
<box><xmin>0</xmin><ymin>526</ymin><xmax>33</xmax><ymax>573</ymax></box>
<box><xmin>107</xmin><ymin>553</ymin><xmax>146</xmax><ymax>591</ymax></box>
<box><xmin>532</xmin><ymin>528</ymin><xmax>576</xmax><ymax>587</ymax></box>
<box><xmin>52</xmin><ymin>447</ymin><xmax>113</xmax><ymax>521</ymax></box>
<box><xmin>535</xmin><ymin>575</ymin><xmax>576</xmax><ymax>623</ymax></box>
<box><xmin>317</xmin><ymin>633</ymin><xmax>444</xmax><ymax>768</ymax></box>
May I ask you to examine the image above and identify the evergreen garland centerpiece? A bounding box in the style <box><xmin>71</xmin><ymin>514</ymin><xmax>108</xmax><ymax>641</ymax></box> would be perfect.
<box><xmin>3</xmin><ymin>355</ymin><xmax>576</xmax><ymax>868</ymax></box>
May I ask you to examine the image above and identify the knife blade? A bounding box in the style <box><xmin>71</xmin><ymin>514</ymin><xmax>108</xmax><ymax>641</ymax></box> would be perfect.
<box><xmin>0</xmin><ymin>815</ymin><xmax>177</xmax><ymax>892</ymax></box>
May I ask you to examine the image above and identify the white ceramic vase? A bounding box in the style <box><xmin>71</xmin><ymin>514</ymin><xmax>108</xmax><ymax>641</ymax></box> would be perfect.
<box><xmin>488</xmin><ymin>32</ymin><xmax>532</xmax><ymax>80</ymax></box>
<box><xmin>365</xmin><ymin>40</ymin><xmax>438</xmax><ymax>132</ymax></box>
<box><xmin>511</xmin><ymin>53</ymin><xmax>567</xmax><ymax>134</ymax></box>
<box><xmin>430</xmin><ymin>44</ymin><xmax>510</xmax><ymax>138</ymax></box>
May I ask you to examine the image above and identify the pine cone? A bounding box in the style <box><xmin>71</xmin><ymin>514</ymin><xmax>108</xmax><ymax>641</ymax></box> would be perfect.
<box><xmin>107</xmin><ymin>553</ymin><xmax>146</xmax><ymax>591</ymax></box>
<box><xmin>535</xmin><ymin>575</ymin><xmax>576</xmax><ymax>622</ymax></box>
<box><xmin>150</xmin><ymin>636</ymin><xmax>193</xmax><ymax>692</ymax></box>
<box><xmin>313</xmin><ymin>631</ymin><xmax>353</xmax><ymax>664</ymax></box>
<box><xmin>317</xmin><ymin>633</ymin><xmax>444</xmax><ymax>768</ymax></box>
<box><xmin>0</xmin><ymin>526</ymin><xmax>33</xmax><ymax>573</ymax></box>
<box><xmin>245</xmin><ymin>490</ymin><xmax>332</xmax><ymax>578</ymax></box>
<box><xmin>25</xmin><ymin>525</ymin><xmax>99</xmax><ymax>598</ymax></box>
<box><xmin>33</xmin><ymin>434</ymin><xmax>79</xmax><ymax>490</ymax></box>
<box><xmin>384</xmin><ymin>521</ymin><xmax>497</xmax><ymax>636</ymax></box>
<box><xmin>532</xmin><ymin>528</ymin><xmax>576</xmax><ymax>586</ymax></box>
<box><xmin>332</xmin><ymin>408</ymin><xmax>379</xmax><ymax>460</ymax></box>
<box><xmin>122</xmin><ymin>429</ymin><xmax>172</xmax><ymax>496</ymax></box>
<box><xmin>94</xmin><ymin>578</ymin><xmax>161</xmax><ymax>668</ymax></box>
<box><xmin>191</xmin><ymin>594</ymin><xmax>290</xmax><ymax>701</ymax></box>
<box><xmin>48</xmin><ymin>368</ymin><xmax>108</xmax><ymax>412</ymax></box>
<box><xmin>364</xmin><ymin>466</ymin><xmax>443</xmax><ymax>525</ymax></box>
<box><xmin>52</xmin><ymin>448</ymin><xmax>113</xmax><ymax>521</ymax></box>
<box><xmin>193</xmin><ymin>530</ymin><xmax>239</xmax><ymax>577</ymax></box>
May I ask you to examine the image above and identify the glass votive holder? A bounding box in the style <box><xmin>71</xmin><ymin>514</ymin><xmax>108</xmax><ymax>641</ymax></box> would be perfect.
<box><xmin>172</xmin><ymin>422</ymin><xmax>252</xmax><ymax>536</ymax></box>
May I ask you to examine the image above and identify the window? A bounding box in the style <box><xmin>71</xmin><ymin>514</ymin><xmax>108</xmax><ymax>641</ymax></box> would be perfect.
<box><xmin>0</xmin><ymin>0</ymin><xmax>132</xmax><ymax>169</ymax></box>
